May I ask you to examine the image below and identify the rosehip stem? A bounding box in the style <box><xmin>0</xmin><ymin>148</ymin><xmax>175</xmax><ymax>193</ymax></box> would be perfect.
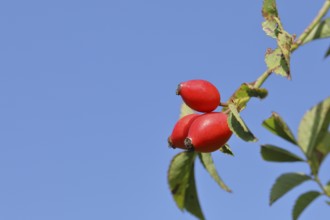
<box><xmin>223</xmin><ymin>109</ymin><xmax>231</xmax><ymax>115</ymax></box>
<box><xmin>219</xmin><ymin>102</ymin><xmax>229</xmax><ymax>107</ymax></box>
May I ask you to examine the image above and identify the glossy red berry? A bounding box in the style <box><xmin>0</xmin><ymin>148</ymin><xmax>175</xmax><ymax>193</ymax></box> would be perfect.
<box><xmin>185</xmin><ymin>112</ymin><xmax>232</xmax><ymax>153</ymax></box>
<box><xmin>177</xmin><ymin>79</ymin><xmax>220</xmax><ymax>113</ymax></box>
<box><xmin>168</xmin><ymin>114</ymin><xmax>200</xmax><ymax>149</ymax></box>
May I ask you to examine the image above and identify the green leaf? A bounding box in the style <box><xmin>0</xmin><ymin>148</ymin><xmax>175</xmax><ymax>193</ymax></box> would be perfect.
<box><xmin>219</xmin><ymin>144</ymin><xmax>234</xmax><ymax>156</ymax></box>
<box><xmin>228</xmin><ymin>104</ymin><xmax>257</xmax><ymax>142</ymax></box>
<box><xmin>302</xmin><ymin>18</ymin><xmax>330</xmax><ymax>44</ymax></box>
<box><xmin>168</xmin><ymin>152</ymin><xmax>205</xmax><ymax>220</ymax></box>
<box><xmin>227</xmin><ymin>83</ymin><xmax>253</xmax><ymax>112</ymax></box>
<box><xmin>316</xmin><ymin>132</ymin><xmax>330</xmax><ymax>155</ymax></box>
<box><xmin>270</xmin><ymin>173</ymin><xmax>311</xmax><ymax>205</ymax></box>
<box><xmin>309</xmin><ymin>132</ymin><xmax>330</xmax><ymax>175</ymax></box>
<box><xmin>246</xmin><ymin>87</ymin><xmax>268</xmax><ymax>99</ymax></box>
<box><xmin>276</xmin><ymin>30</ymin><xmax>293</xmax><ymax>74</ymax></box>
<box><xmin>223</xmin><ymin>83</ymin><xmax>268</xmax><ymax>112</ymax></box>
<box><xmin>168</xmin><ymin>152</ymin><xmax>196</xmax><ymax>210</ymax></box>
<box><xmin>262</xmin><ymin>0</ymin><xmax>278</xmax><ymax>19</ymax></box>
<box><xmin>308</xmin><ymin>152</ymin><xmax>324</xmax><ymax>176</ymax></box>
<box><xmin>262</xmin><ymin>112</ymin><xmax>297</xmax><ymax>145</ymax></box>
<box><xmin>298</xmin><ymin>97</ymin><xmax>330</xmax><ymax>158</ymax></box>
<box><xmin>262</xmin><ymin>0</ymin><xmax>292</xmax><ymax>79</ymax></box>
<box><xmin>292</xmin><ymin>191</ymin><xmax>321</xmax><ymax>220</ymax></box>
<box><xmin>228</xmin><ymin>104</ymin><xmax>251</xmax><ymax>133</ymax></box>
<box><xmin>261</xmin><ymin>145</ymin><xmax>304</xmax><ymax>162</ymax></box>
<box><xmin>265</xmin><ymin>47</ymin><xmax>291</xmax><ymax>79</ymax></box>
<box><xmin>262</xmin><ymin>20</ymin><xmax>278</xmax><ymax>38</ymax></box>
<box><xmin>198</xmin><ymin>153</ymin><xmax>232</xmax><ymax>192</ymax></box>
<box><xmin>184</xmin><ymin>161</ymin><xmax>205</xmax><ymax>220</ymax></box>
<box><xmin>180</xmin><ymin>103</ymin><xmax>195</xmax><ymax>119</ymax></box>
<box><xmin>325</xmin><ymin>45</ymin><xmax>330</xmax><ymax>58</ymax></box>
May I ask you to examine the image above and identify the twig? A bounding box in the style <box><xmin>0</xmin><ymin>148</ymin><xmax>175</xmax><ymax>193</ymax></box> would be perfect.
<box><xmin>291</xmin><ymin>0</ymin><xmax>330</xmax><ymax>51</ymax></box>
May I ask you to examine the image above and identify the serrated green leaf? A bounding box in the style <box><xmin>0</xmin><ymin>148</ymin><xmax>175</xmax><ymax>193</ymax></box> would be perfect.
<box><xmin>262</xmin><ymin>112</ymin><xmax>297</xmax><ymax>145</ymax></box>
<box><xmin>316</xmin><ymin>132</ymin><xmax>330</xmax><ymax>155</ymax></box>
<box><xmin>228</xmin><ymin>104</ymin><xmax>250</xmax><ymax>133</ymax></box>
<box><xmin>198</xmin><ymin>153</ymin><xmax>231</xmax><ymax>192</ymax></box>
<box><xmin>292</xmin><ymin>191</ymin><xmax>321</xmax><ymax>220</ymax></box>
<box><xmin>309</xmin><ymin>132</ymin><xmax>330</xmax><ymax>175</ymax></box>
<box><xmin>168</xmin><ymin>152</ymin><xmax>205</xmax><ymax>220</ymax></box>
<box><xmin>265</xmin><ymin>48</ymin><xmax>291</xmax><ymax>79</ymax></box>
<box><xmin>270</xmin><ymin>173</ymin><xmax>311</xmax><ymax>205</ymax></box>
<box><xmin>277</xmin><ymin>30</ymin><xmax>292</xmax><ymax>72</ymax></box>
<box><xmin>168</xmin><ymin>152</ymin><xmax>196</xmax><ymax>210</ymax></box>
<box><xmin>325</xmin><ymin>45</ymin><xmax>330</xmax><ymax>58</ymax></box>
<box><xmin>262</xmin><ymin>0</ymin><xmax>278</xmax><ymax>19</ymax></box>
<box><xmin>228</xmin><ymin>113</ymin><xmax>257</xmax><ymax>142</ymax></box>
<box><xmin>308</xmin><ymin>154</ymin><xmax>320</xmax><ymax>176</ymax></box>
<box><xmin>180</xmin><ymin>103</ymin><xmax>195</xmax><ymax>119</ymax></box>
<box><xmin>219</xmin><ymin>144</ymin><xmax>234</xmax><ymax>156</ymax></box>
<box><xmin>184</xmin><ymin>160</ymin><xmax>205</xmax><ymax>220</ymax></box>
<box><xmin>261</xmin><ymin>145</ymin><xmax>304</xmax><ymax>162</ymax></box>
<box><xmin>298</xmin><ymin>97</ymin><xmax>330</xmax><ymax>158</ymax></box>
<box><xmin>262</xmin><ymin>0</ymin><xmax>292</xmax><ymax>79</ymax></box>
<box><xmin>302</xmin><ymin>18</ymin><xmax>330</xmax><ymax>44</ymax></box>
<box><xmin>228</xmin><ymin>104</ymin><xmax>257</xmax><ymax>142</ymax></box>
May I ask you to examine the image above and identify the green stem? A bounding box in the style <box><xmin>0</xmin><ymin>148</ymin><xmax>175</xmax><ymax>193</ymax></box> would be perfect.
<box><xmin>273</xmin><ymin>17</ymin><xmax>284</xmax><ymax>31</ymax></box>
<box><xmin>253</xmin><ymin>69</ymin><xmax>273</xmax><ymax>89</ymax></box>
<box><xmin>314</xmin><ymin>175</ymin><xmax>330</xmax><ymax>197</ymax></box>
<box><xmin>219</xmin><ymin>102</ymin><xmax>229</xmax><ymax>107</ymax></box>
<box><xmin>291</xmin><ymin>0</ymin><xmax>330</xmax><ymax>51</ymax></box>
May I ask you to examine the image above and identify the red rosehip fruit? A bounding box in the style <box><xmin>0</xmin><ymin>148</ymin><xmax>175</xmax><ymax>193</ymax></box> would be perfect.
<box><xmin>168</xmin><ymin>114</ymin><xmax>200</xmax><ymax>149</ymax></box>
<box><xmin>176</xmin><ymin>79</ymin><xmax>220</xmax><ymax>113</ymax></box>
<box><xmin>185</xmin><ymin>112</ymin><xmax>232</xmax><ymax>153</ymax></box>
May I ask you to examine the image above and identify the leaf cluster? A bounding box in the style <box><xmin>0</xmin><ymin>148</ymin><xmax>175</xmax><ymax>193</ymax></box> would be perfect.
<box><xmin>261</xmin><ymin>97</ymin><xmax>330</xmax><ymax>220</ymax></box>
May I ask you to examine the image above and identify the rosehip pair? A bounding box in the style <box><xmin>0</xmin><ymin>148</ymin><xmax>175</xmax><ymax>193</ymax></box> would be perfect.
<box><xmin>168</xmin><ymin>112</ymin><xmax>232</xmax><ymax>152</ymax></box>
<box><xmin>168</xmin><ymin>79</ymin><xmax>232</xmax><ymax>153</ymax></box>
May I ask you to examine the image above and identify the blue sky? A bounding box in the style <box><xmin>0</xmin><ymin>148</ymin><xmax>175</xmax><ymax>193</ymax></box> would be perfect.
<box><xmin>0</xmin><ymin>0</ymin><xmax>329</xmax><ymax>219</ymax></box>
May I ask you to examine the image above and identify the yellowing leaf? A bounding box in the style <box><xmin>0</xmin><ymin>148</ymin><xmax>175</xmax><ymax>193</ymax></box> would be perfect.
<box><xmin>265</xmin><ymin>48</ymin><xmax>290</xmax><ymax>79</ymax></box>
<box><xmin>180</xmin><ymin>103</ymin><xmax>195</xmax><ymax>119</ymax></box>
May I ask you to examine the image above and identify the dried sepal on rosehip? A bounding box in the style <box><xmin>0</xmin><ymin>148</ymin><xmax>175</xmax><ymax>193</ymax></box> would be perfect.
<box><xmin>168</xmin><ymin>113</ymin><xmax>200</xmax><ymax>149</ymax></box>
<box><xmin>184</xmin><ymin>112</ymin><xmax>232</xmax><ymax>153</ymax></box>
<box><xmin>176</xmin><ymin>79</ymin><xmax>220</xmax><ymax>113</ymax></box>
